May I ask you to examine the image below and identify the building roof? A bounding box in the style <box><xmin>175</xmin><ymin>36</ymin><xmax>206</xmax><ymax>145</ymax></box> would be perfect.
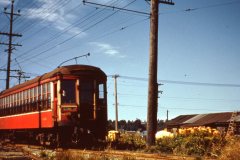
<box><xmin>166</xmin><ymin>114</ymin><xmax>197</xmax><ymax>126</ymax></box>
<box><xmin>166</xmin><ymin>112</ymin><xmax>240</xmax><ymax>128</ymax></box>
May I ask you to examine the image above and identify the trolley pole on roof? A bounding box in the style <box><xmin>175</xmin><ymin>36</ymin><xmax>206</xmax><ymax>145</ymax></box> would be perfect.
<box><xmin>113</xmin><ymin>74</ymin><xmax>119</xmax><ymax>131</ymax></box>
<box><xmin>147</xmin><ymin>0</ymin><xmax>174</xmax><ymax>146</ymax></box>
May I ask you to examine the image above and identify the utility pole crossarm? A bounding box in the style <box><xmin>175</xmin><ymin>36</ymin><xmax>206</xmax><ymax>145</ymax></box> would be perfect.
<box><xmin>0</xmin><ymin>42</ymin><xmax>22</xmax><ymax>46</ymax></box>
<box><xmin>146</xmin><ymin>0</ymin><xmax>174</xmax><ymax>5</ymax></box>
<box><xmin>159</xmin><ymin>0</ymin><xmax>174</xmax><ymax>5</ymax></box>
<box><xmin>0</xmin><ymin>32</ymin><xmax>22</xmax><ymax>37</ymax></box>
<box><xmin>4</xmin><ymin>11</ymin><xmax>20</xmax><ymax>16</ymax></box>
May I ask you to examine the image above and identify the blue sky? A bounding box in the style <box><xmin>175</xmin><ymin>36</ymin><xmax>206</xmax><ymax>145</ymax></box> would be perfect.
<box><xmin>0</xmin><ymin>0</ymin><xmax>240</xmax><ymax>121</ymax></box>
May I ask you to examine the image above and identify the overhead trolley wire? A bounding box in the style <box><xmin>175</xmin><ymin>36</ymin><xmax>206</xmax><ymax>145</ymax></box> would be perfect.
<box><xmin>10</xmin><ymin>0</ymin><xmax>137</xmax><ymax>67</ymax></box>
<box><xmin>116</xmin><ymin>75</ymin><xmax>240</xmax><ymax>88</ymax></box>
<box><xmin>0</xmin><ymin>0</ymin><xmax>124</xmax><ymax>69</ymax></box>
<box><xmin>13</xmin><ymin>0</ymin><xmax>63</xmax><ymax>31</ymax></box>
<box><xmin>19</xmin><ymin>3</ymin><xmax>82</xmax><ymax>43</ymax></box>
<box><xmin>15</xmin><ymin>0</ymin><xmax>71</xmax><ymax>33</ymax></box>
<box><xmin>1</xmin><ymin>1</ymin><xmax>115</xmax><ymax>69</ymax></box>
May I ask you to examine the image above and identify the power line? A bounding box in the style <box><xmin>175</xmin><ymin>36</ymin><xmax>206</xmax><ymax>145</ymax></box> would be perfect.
<box><xmin>158</xmin><ymin>0</ymin><xmax>240</xmax><ymax>15</ymax></box>
<box><xmin>0</xmin><ymin>0</ymin><xmax>124</xmax><ymax>70</ymax></box>
<box><xmin>117</xmin><ymin>92</ymin><xmax>240</xmax><ymax>102</ymax></box>
<box><xmin>185</xmin><ymin>0</ymin><xmax>240</xmax><ymax>11</ymax></box>
<box><xmin>160</xmin><ymin>107</ymin><xmax>233</xmax><ymax>112</ymax></box>
<box><xmin>11</xmin><ymin>0</ymin><xmax>122</xmax><ymax>62</ymax></box>
<box><xmin>25</xmin><ymin>15</ymin><xmax>149</xmax><ymax>67</ymax></box>
<box><xmin>117</xmin><ymin>75</ymin><xmax>240</xmax><ymax>88</ymax></box>
<box><xmin>118</xmin><ymin>104</ymin><xmax>235</xmax><ymax>112</ymax></box>
<box><xmin>83</xmin><ymin>0</ymin><xmax>150</xmax><ymax>16</ymax></box>
<box><xmin>14</xmin><ymin>0</ymin><xmax>69</xmax><ymax>33</ymax></box>
<box><xmin>19</xmin><ymin>2</ymin><xmax>82</xmax><ymax>43</ymax></box>
<box><xmin>91</xmin><ymin>17</ymin><xmax>150</xmax><ymax>41</ymax></box>
<box><xmin>13</xmin><ymin>0</ymin><xmax>137</xmax><ymax>67</ymax></box>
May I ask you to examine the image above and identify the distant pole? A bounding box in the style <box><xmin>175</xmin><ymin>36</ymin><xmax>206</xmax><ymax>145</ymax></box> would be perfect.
<box><xmin>167</xmin><ymin>110</ymin><xmax>169</xmax><ymax>122</ymax></box>
<box><xmin>113</xmin><ymin>75</ymin><xmax>119</xmax><ymax>131</ymax></box>
<box><xmin>147</xmin><ymin>0</ymin><xmax>174</xmax><ymax>146</ymax></box>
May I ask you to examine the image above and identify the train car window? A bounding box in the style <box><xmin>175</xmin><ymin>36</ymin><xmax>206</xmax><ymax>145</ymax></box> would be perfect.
<box><xmin>26</xmin><ymin>90</ymin><xmax>29</xmax><ymax>112</ymax></box>
<box><xmin>42</xmin><ymin>84</ymin><xmax>47</xmax><ymax>109</ymax></box>
<box><xmin>21</xmin><ymin>91</ymin><xmax>23</xmax><ymax>112</ymax></box>
<box><xmin>7</xmin><ymin>96</ymin><xmax>9</xmax><ymax>111</ymax></box>
<box><xmin>24</xmin><ymin>90</ymin><xmax>27</xmax><ymax>112</ymax></box>
<box><xmin>38</xmin><ymin>85</ymin><xmax>42</xmax><ymax>109</ymax></box>
<box><xmin>61</xmin><ymin>80</ymin><xmax>76</xmax><ymax>104</ymax></box>
<box><xmin>30</xmin><ymin>88</ymin><xmax>33</xmax><ymax>111</ymax></box>
<box><xmin>0</xmin><ymin>98</ymin><xmax>2</xmax><ymax>116</ymax></box>
<box><xmin>99</xmin><ymin>84</ymin><xmax>104</xmax><ymax>99</ymax></box>
<box><xmin>3</xmin><ymin>97</ymin><xmax>7</xmax><ymax>114</ymax></box>
<box><xmin>33</xmin><ymin>87</ymin><xmax>38</xmax><ymax>111</ymax></box>
<box><xmin>47</xmin><ymin>83</ymin><xmax>51</xmax><ymax>108</ymax></box>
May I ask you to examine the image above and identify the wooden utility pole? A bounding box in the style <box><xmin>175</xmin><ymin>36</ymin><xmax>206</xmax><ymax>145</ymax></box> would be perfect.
<box><xmin>113</xmin><ymin>75</ymin><xmax>119</xmax><ymax>131</ymax></box>
<box><xmin>0</xmin><ymin>0</ymin><xmax>22</xmax><ymax>89</ymax></box>
<box><xmin>147</xmin><ymin>0</ymin><xmax>174</xmax><ymax>146</ymax></box>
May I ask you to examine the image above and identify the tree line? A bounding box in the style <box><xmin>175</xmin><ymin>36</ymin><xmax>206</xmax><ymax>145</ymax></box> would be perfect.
<box><xmin>108</xmin><ymin>119</ymin><xmax>165</xmax><ymax>131</ymax></box>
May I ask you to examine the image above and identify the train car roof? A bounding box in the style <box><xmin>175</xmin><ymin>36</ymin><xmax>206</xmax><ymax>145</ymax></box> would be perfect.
<box><xmin>0</xmin><ymin>65</ymin><xmax>106</xmax><ymax>96</ymax></box>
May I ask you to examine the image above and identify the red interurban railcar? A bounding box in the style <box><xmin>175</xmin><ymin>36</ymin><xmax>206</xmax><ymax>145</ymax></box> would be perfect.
<box><xmin>0</xmin><ymin>65</ymin><xmax>107</xmax><ymax>146</ymax></box>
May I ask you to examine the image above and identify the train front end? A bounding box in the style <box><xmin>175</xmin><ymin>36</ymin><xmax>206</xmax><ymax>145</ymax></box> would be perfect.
<box><xmin>55</xmin><ymin>65</ymin><xmax>107</xmax><ymax>143</ymax></box>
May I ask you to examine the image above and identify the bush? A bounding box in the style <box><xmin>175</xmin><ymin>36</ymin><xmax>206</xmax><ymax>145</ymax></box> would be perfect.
<box><xmin>111</xmin><ymin>132</ymin><xmax>146</xmax><ymax>150</ymax></box>
<box><xmin>156</xmin><ymin>129</ymin><xmax>225</xmax><ymax>157</ymax></box>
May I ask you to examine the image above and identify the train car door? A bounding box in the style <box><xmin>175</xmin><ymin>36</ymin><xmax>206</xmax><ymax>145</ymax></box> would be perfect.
<box><xmin>79</xmin><ymin>80</ymin><xmax>94</xmax><ymax>123</ymax></box>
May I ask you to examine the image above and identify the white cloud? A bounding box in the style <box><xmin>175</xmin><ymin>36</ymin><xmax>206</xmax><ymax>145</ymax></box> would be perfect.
<box><xmin>25</xmin><ymin>0</ymin><xmax>84</xmax><ymax>36</ymax></box>
<box><xmin>0</xmin><ymin>0</ymin><xmax>10</xmax><ymax>5</ymax></box>
<box><xmin>90</xmin><ymin>42</ymin><xmax>126</xmax><ymax>58</ymax></box>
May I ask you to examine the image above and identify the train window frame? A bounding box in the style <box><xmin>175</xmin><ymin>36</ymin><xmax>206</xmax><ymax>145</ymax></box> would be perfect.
<box><xmin>42</xmin><ymin>83</ymin><xmax>46</xmax><ymax>109</ymax></box>
<box><xmin>0</xmin><ymin>98</ymin><xmax>2</xmax><ymax>116</ymax></box>
<box><xmin>61</xmin><ymin>80</ymin><xmax>76</xmax><ymax>104</ymax></box>
<box><xmin>98</xmin><ymin>83</ymin><xmax>105</xmax><ymax>99</ymax></box>
<box><xmin>47</xmin><ymin>83</ymin><xmax>51</xmax><ymax>108</ymax></box>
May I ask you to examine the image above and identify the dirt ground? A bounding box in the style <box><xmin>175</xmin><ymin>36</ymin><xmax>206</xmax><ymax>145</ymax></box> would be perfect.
<box><xmin>0</xmin><ymin>141</ymin><xmax>195</xmax><ymax>160</ymax></box>
<box><xmin>0</xmin><ymin>141</ymin><xmax>33</xmax><ymax>160</ymax></box>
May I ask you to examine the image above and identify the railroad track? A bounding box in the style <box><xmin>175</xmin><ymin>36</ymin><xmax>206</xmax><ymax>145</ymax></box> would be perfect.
<box><xmin>1</xmin><ymin>142</ymin><xmax>195</xmax><ymax>160</ymax></box>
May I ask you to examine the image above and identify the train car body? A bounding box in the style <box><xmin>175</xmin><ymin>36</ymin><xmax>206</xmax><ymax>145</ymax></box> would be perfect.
<box><xmin>0</xmin><ymin>65</ymin><xmax>107</xmax><ymax>145</ymax></box>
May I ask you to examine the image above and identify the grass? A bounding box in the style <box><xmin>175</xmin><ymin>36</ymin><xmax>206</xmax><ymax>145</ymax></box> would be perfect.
<box><xmin>218</xmin><ymin>136</ymin><xmax>240</xmax><ymax>160</ymax></box>
<box><xmin>55</xmin><ymin>150</ymin><xmax>136</xmax><ymax>160</ymax></box>
<box><xmin>40</xmin><ymin>132</ymin><xmax>240</xmax><ymax>160</ymax></box>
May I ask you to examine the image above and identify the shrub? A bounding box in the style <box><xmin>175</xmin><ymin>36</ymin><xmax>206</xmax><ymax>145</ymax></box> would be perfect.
<box><xmin>111</xmin><ymin>132</ymin><xmax>146</xmax><ymax>150</ymax></box>
<box><xmin>156</xmin><ymin>128</ymin><xmax>225</xmax><ymax>157</ymax></box>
